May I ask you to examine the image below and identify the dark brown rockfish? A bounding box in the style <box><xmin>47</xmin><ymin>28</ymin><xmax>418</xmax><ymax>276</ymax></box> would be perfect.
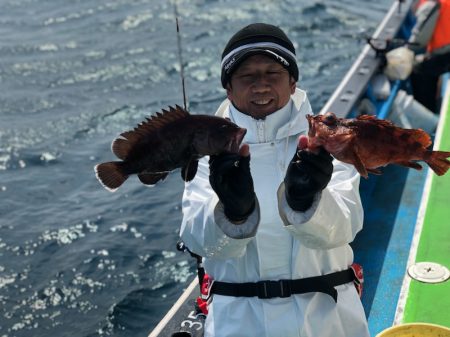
<box><xmin>95</xmin><ymin>105</ymin><xmax>246</xmax><ymax>191</ymax></box>
<box><xmin>306</xmin><ymin>112</ymin><xmax>450</xmax><ymax>178</ymax></box>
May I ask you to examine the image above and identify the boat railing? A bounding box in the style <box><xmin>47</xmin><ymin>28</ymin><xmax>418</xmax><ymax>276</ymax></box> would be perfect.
<box><xmin>319</xmin><ymin>0</ymin><xmax>414</xmax><ymax>119</ymax></box>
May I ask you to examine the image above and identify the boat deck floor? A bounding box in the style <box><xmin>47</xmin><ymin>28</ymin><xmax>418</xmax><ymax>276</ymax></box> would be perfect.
<box><xmin>396</xmin><ymin>78</ymin><xmax>450</xmax><ymax>328</ymax></box>
<box><xmin>353</xmin><ymin>77</ymin><xmax>450</xmax><ymax>336</ymax></box>
<box><xmin>352</xmin><ymin>164</ymin><xmax>427</xmax><ymax>336</ymax></box>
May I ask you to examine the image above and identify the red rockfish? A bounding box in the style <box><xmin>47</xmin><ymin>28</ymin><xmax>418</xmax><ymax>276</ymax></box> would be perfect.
<box><xmin>95</xmin><ymin>105</ymin><xmax>246</xmax><ymax>191</ymax></box>
<box><xmin>306</xmin><ymin>112</ymin><xmax>450</xmax><ymax>178</ymax></box>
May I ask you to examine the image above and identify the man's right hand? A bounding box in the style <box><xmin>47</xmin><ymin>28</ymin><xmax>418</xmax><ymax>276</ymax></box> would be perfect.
<box><xmin>284</xmin><ymin>136</ymin><xmax>333</xmax><ymax>212</ymax></box>
<box><xmin>209</xmin><ymin>144</ymin><xmax>256</xmax><ymax>223</ymax></box>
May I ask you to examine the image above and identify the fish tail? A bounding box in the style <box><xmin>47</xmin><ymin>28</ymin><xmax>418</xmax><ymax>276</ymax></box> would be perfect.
<box><xmin>94</xmin><ymin>161</ymin><xmax>128</xmax><ymax>192</ymax></box>
<box><xmin>425</xmin><ymin>151</ymin><xmax>450</xmax><ymax>176</ymax></box>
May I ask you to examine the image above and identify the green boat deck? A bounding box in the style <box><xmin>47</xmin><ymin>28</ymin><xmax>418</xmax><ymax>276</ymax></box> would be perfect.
<box><xmin>394</xmin><ymin>77</ymin><xmax>450</xmax><ymax>327</ymax></box>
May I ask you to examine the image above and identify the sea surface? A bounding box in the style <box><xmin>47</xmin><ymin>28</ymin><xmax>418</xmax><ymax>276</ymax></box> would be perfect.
<box><xmin>0</xmin><ymin>0</ymin><xmax>392</xmax><ymax>336</ymax></box>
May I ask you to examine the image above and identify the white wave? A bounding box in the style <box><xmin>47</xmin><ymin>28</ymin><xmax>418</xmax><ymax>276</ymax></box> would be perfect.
<box><xmin>65</xmin><ymin>41</ymin><xmax>77</xmax><ymax>49</ymax></box>
<box><xmin>162</xmin><ymin>250</ymin><xmax>176</xmax><ymax>259</ymax></box>
<box><xmin>110</xmin><ymin>222</ymin><xmax>128</xmax><ymax>232</ymax></box>
<box><xmin>121</xmin><ymin>12</ymin><xmax>153</xmax><ymax>31</ymax></box>
<box><xmin>37</xmin><ymin>221</ymin><xmax>97</xmax><ymax>246</ymax></box>
<box><xmin>38</xmin><ymin>43</ymin><xmax>58</xmax><ymax>52</ymax></box>
<box><xmin>84</xmin><ymin>50</ymin><xmax>106</xmax><ymax>59</ymax></box>
<box><xmin>0</xmin><ymin>274</ymin><xmax>16</xmax><ymax>289</ymax></box>
<box><xmin>40</xmin><ymin>152</ymin><xmax>57</xmax><ymax>162</ymax></box>
<box><xmin>0</xmin><ymin>153</ymin><xmax>10</xmax><ymax>170</ymax></box>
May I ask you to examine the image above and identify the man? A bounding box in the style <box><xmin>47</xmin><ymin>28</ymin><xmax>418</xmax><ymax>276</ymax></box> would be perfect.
<box><xmin>180</xmin><ymin>23</ymin><xmax>369</xmax><ymax>337</ymax></box>
<box><xmin>409</xmin><ymin>0</ymin><xmax>450</xmax><ymax>112</ymax></box>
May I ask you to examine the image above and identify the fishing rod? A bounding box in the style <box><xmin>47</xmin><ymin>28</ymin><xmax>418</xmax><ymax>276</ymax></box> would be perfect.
<box><xmin>173</xmin><ymin>2</ymin><xmax>188</xmax><ymax>112</ymax></box>
<box><xmin>397</xmin><ymin>0</ymin><xmax>405</xmax><ymax>14</ymax></box>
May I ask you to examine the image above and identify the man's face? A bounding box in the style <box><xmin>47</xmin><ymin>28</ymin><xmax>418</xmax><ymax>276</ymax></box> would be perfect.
<box><xmin>226</xmin><ymin>54</ymin><xmax>296</xmax><ymax>119</ymax></box>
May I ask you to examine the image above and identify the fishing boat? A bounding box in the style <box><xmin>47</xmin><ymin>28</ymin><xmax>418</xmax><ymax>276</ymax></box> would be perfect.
<box><xmin>149</xmin><ymin>0</ymin><xmax>450</xmax><ymax>336</ymax></box>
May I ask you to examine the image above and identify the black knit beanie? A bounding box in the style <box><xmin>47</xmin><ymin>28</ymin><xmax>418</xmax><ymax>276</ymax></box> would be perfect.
<box><xmin>221</xmin><ymin>23</ymin><xmax>298</xmax><ymax>88</ymax></box>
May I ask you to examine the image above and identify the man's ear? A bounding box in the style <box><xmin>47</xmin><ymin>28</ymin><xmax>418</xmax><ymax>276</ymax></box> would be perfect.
<box><xmin>226</xmin><ymin>82</ymin><xmax>233</xmax><ymax>100</ymax></box>
<box><xmin>290</xmin><ymin>77</ymin><xmax>296</xmax><ymax>94</ymax></box>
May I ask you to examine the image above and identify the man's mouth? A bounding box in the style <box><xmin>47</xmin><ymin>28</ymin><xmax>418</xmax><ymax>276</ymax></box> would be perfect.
<box><xmin>252</xmin><ymin>99</ymin><xmax>272</xmax><ymax>106</ymax></box>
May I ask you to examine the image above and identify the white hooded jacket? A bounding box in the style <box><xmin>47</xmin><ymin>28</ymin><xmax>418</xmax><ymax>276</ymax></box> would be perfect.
<box><xmin>180</xmin><ymin>89</ymin><xmax>369</xmax><ymax>337</ymax></box>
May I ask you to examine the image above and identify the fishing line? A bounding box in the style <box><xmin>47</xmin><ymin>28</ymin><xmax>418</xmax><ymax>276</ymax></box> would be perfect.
<box><xmin>173</xmin><ymin>2</ymin><xmax>188</xmax><ymax>111</ymax></box>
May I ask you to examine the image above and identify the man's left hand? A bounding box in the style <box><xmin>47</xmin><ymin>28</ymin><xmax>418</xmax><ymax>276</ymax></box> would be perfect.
<box><xmin>284</xmin><ymin>135</ymin><xmax>333</xmax><ymax>211</ymax></box>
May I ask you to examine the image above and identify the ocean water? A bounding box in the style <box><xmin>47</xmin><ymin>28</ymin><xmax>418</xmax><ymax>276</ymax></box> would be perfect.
<box><xmin>0</xmin><ymin>0</ymin><xmax>391</xmax><ymax>336</ymax></box>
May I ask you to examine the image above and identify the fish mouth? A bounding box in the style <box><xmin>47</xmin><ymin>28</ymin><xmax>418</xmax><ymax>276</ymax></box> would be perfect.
<box><xmin>306</xmin><ymin>114</ymin><xmax>315</xmax><ymax>137</ymax></box>
<box><xmin>227</xmin><ymin>128</ymin><xmax>247</xmax><ymax>153</ymax></box>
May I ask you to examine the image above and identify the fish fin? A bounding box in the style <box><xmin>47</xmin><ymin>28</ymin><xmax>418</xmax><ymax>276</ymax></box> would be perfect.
<box><xmin>181</xmin><ymin>159</ymin><xmax>199</xmax><ymax>182</ymax></box>
<box><xmin>394</xmin><ymin>161</ymin><xmax>423</xmax><ymax>171</ymax></box>
<box><xmin>367</xmin><ymin>168</ymin><xmax>383</xmax><ymax>175</ymax></box>
<box><xmin>350</xmin><ymin>150</ymin><xmax>369</xmax><ymax>179</ymax></box>
<box><xmin>413</xmin><ymin>130</ymin><xmax>432</xmax><ymax>147</ymax></box>
<box><xmin>139</xmin><ymin>105</ymin><xmax>189</xmax><ymax>131</ymax></box>
<box><xmin>400</xmin><ymin>128</ymin><xmax>432</xmax><ymax>148</ymax></box>
<box><xmin>113</xmin><ymin>105</ymin><xmax>190</xmax><ymax>158</ymax></box>
<box><xmin>425</xmin><ymin>150</ymin><xmax>450</xmax><ymax>176</ymax></box>
<box><xmin>356</xmin><ymin>114</ymin><xmax>392</xmax><ymax>125</ymax></box>
<box><xmin>111</xmin><ymin>137</ymin><xmax>132</xmax><ymax>160</ymax></box>
<box><xmin>357</xmin><ymin>114</ymin><xmax>379</xmax><ymax>121</ymax></box>
<box><xmin>138</xmin><ymin>172</ymin><xmax>169</xmax><ymax>185</ymax></box>
<box><xmin>95</xmin><ymin>162</ymin><xmax>128</xmax><ymax>192</ymax></box>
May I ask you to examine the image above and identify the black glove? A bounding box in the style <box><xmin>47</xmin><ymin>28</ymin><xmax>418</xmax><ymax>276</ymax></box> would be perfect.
<box><xmin>284</xmin><ymin>147</ymin><xmax>333</xmax><ymax>212</ymax></box>
<box><xmin>209</xmin><ymin>153</ymin><xmax>256</xmax><ymax>222</ymax></box>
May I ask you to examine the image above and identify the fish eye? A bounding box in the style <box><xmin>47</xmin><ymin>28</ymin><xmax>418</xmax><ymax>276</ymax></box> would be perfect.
<box><xmin>323</xmin><ymin>112</ymin><xmax>337</xmax><ymax>126</ymax></box>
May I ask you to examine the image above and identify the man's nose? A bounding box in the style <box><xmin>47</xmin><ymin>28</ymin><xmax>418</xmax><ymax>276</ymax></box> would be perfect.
<box><xmin>252</xmin><ymin>75</ymin><xmax>270</xmax><ymax>92</ymax></box>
